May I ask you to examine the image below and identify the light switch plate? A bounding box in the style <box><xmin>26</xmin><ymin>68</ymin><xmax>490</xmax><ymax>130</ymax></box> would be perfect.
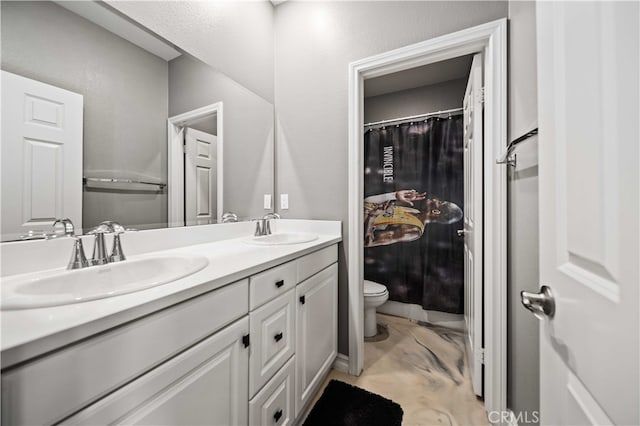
<box><xmin>264</xmin><ymin>194</ymin><xmax>272</xmax><ymax>209</ymax></box>
<box><xmin>280</xmin><ymin>194</ymin><xmax>289</xmax><ymax>210</ymax></box>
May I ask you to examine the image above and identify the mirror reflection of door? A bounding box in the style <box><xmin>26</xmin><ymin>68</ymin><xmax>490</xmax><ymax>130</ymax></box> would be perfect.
<box><xmin>184</xmin><ymin>127</ymin><xmax>217</xmax><ymax>226</ymax></box>
<box><xmin>0</xmin><ymin>71</ymin><xmax>83</xmax><ymax>242</ymax></box>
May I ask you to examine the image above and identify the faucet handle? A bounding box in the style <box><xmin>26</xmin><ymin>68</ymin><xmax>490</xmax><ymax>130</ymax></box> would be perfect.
<box><xmin>254</xmin><ymin>219</ymin><xmax>264</xmax><ymax>237</ymax></box>
<box><xmin>68</xmin><ymin>238</ymin><xmax>89</xmax><ymax>270</ymax></box>
<box><xmin>109</xmin><ymin>234</ymin><xmax>126</xmax><ymax>262</ymax></box>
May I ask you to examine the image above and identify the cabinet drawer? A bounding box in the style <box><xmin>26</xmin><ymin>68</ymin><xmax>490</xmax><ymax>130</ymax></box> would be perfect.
<box><xmin>250</xmin><ymin>261</ymin><xmax>297</xmax><ymax>310</ymax></box>
<box><xmin>297</xmin><ymin>245</ymin><xmax>337</xmax><ymax>283</ymax></box>
<box><xmin>1</xmin><ymin>280</ymin><xmax>249</xmax><ymax>426</ymax></box>
<box><xmin>249</xmin><ymin>357</ymin><xmax>295</xmax><ymax>426</ymax></box>
<box><xmin>62</xmin><ymin>317</ymin><xmax>249</xmax><ymax>426</ymax></box>
<box><xmin>249</xmin><ymin>289</ymin><xmax>295</xmax><ymax>397</ymax></box>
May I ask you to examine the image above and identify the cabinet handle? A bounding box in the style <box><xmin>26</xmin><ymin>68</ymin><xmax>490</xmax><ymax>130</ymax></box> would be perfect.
<box><xmin>274</xmin><ymin>332</ymin><xmax>283</xmax><ymax>342</ymax></box>
<box><xmin>299</xmin><ymin>295</ymin><xmax>306</xmax><ymax>305</ymax></box>
<box><xmin>274</xmin><ymin>409</ymin><xmax>283</xmax><ymax>422</ymax></box>
<box><xmin>275</xmin><ymin>280</ymin><xmax>285</xmax><ymax>288</ymax></box>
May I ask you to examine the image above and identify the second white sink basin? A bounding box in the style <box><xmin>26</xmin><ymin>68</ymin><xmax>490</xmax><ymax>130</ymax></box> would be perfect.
<box><xmin>1</xmin><ymin>254</ymin><xmax>209</xmax><ymax>310</ymax></box>
<box><xmin>246</xmin><ymin>232</ymin><xmax>318</xmax><ymax>246</ymax></box>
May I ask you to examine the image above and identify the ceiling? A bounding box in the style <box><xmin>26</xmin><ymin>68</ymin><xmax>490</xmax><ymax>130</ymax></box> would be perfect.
<box><xmin>364</xmin><ymin>54</ymin><xmax>473</xmax><ymax>98</ymax></box>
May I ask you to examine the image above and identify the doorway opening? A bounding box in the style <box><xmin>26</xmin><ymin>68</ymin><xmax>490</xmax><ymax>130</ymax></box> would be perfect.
<box><xmin>347</xmin><ymin>19</ymin><xmax>507</xmax><ymax>416</ymax></box>
<box><xmin>167</xmin><ymin>103</ymin><xmax>223</xmax><ymax>227</ymax></box>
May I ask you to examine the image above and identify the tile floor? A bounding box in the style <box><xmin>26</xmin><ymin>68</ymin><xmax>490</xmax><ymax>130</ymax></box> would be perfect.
<box><xmin>315</xmin><ymin>314</ymin><xmax>488</xmax><ymax>426</ymax></box>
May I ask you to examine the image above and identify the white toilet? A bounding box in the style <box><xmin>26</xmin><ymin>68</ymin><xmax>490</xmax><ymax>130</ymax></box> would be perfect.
<box><xmin>363</xmin><ymin>280</ymin><xmax>389</xmax><ymax>337</ymax></box>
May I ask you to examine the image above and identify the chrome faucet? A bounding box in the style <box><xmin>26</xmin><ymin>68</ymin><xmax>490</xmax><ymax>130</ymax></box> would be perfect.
<box><xmin>255</xmin><ymin>213</ymin><xmax>281</xmax><ymax>236</ymax></box>
<box><xmin>53</xmin><ymin>218</ymin><xmax>89</xmax><ymax>270</ymax></box>
<box><xmin>88</xmin><ymin>221</ymin><xmax>132</xmax><ymax>265</ymax></box>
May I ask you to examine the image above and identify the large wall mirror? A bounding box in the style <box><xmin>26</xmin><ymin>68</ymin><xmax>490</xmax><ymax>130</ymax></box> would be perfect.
<box><xmin>0</xmin><ymin>0</ymin><xmax>274</xmax><ymax>242</ymax></box>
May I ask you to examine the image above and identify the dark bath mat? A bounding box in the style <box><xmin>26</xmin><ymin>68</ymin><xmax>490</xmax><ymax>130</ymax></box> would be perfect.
<box><xmin>304</xmin><ymin>379</ymin><xmax>403</xmax><ymax>426</ymax></box>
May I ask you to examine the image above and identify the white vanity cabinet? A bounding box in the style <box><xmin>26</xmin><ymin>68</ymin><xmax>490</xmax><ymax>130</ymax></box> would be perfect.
<box><xmin>1</xmin><ymin>243</ymin><xmax>339</xmax><ymax>426</ymax></box>
<box><xmin>248</xmin><ymin>245</ymin><xmax>338</xmax><ymax>425</ymax></box>
<box><xmin>1</xmin><ymin>280</ymin><xmax>250</xmax><ymax>426</ymax></box>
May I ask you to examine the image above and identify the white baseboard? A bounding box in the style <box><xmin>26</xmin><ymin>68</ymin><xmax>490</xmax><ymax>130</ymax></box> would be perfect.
<box><xmin>332</xmin><ymin>353</ymin><xmax>349</xmax><ymax>374</ymax></box>
<box><xmin>378</xmin><ymin>300</ymin><xmax>464</xmax><ymax>330</ymax></box>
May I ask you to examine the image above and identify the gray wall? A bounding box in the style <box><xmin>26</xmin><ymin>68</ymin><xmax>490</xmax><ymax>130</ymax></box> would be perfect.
<box><xmin>364</xmin><ymin>78</ymin><xmax>467</xmax><ymax>123</ymax></box>
<box><xmin>169</xmin><ymin>55</ymin><xmax>274</xmax><ymax>220</ymax></box>
<box><xmin>106</xmin><ymin>0</ymin><xmax>275</xmax><ymax>103</ymax></box>
<box><xmin>1</xmin><ymin>1</ymin><xmax>168</xmax><ymax>232</ymax></box>
<box><xmin>273</xmin><ymin>1</ymin><xmax>508</xmax><ymax>354</ymax></box>
<box><xmin>507</xmin><ymin>0</ymin><xmax>539</xmax><ymax>420</ymax></box>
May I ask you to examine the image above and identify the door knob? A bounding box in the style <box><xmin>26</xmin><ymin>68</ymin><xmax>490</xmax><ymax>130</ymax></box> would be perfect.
<box><xmin>521</xmin><ymin>285</ymin><xmax>555</xmax><ymax>319</ymax></box>
<box><xmin>457</xmin><ymin>229</ymin><xmax>467</xmax><ymax>237</ymax></box>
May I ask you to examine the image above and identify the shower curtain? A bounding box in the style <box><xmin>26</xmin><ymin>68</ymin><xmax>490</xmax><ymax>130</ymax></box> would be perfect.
<box><xmin>363</xmin><ymin>115</ymin><xmax>464</xmax><ymax>313</ymax></box>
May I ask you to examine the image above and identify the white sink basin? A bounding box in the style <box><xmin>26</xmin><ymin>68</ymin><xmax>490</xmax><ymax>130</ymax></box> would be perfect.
<box><xmin>245</xmin><ymin>232</ymin><xmax>318</xmax><ymax>246</ymax></box>
<box><xmin>1</xmin><ymin>254</ymin><xmax>209</xmax><ymax>310</ymax></box>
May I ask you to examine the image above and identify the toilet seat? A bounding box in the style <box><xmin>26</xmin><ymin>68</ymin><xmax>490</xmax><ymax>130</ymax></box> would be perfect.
<box><xmin>364</xmin><ymin>280</ymin><xmax>388</xmax><ymax>296</ymax></box>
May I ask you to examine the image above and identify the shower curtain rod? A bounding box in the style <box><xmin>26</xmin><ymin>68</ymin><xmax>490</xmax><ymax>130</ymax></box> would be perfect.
<box><xmin>364</xmin><ymin>107</ymin><xmax>463</xmax><ymax>128</ymax></box>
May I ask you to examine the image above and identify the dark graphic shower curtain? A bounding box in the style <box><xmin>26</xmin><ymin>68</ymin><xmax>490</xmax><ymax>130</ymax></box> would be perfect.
<box><xmin>363</xmin><ymin>116</ymin><xmax>464</xmax><ymax>313</ymax></box>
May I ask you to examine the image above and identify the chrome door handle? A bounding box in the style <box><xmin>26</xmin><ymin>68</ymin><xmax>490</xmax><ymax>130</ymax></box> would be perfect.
<box><xmin>456</xmin><ymin>229</ymin><xmax>467</xmax><ymax>237</ymax></box>
<box><xmin>521</xmin><ymin>285</ymin><xmax>555</xmax><ymax>319</ymax></box>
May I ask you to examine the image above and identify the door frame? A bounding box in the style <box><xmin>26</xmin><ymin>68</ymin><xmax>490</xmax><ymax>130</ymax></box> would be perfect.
<box><xmin>347</xmin><ymin>18</ymin><xmax>507</xmax><ymax>416</ymax></box>
<box><xmin>167</xmin><ymin>102</ymin><xmax>223</xmax><ymax>227</ymax></box>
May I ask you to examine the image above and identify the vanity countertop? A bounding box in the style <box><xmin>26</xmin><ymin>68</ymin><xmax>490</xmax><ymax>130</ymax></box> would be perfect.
<box><xmin>1</xmin><ymin>223</ymin><xmax>341</xmax><ymax>369</ymax></box>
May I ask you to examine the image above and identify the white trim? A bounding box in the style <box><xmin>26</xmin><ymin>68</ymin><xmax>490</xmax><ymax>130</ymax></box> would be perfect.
<box><xmin>332</xmin><ymin>353</ymin><xmax>349</xmax><ymax>374</ymax></box>
<box><xmin>347</xmin><ymin>18</ymin><xmax>508</xmax><ymax>418</ymax></box>
<box><xmin>167</xmin><ymin>103</ymin><xmax>224</xmax><ymax>227</ymax></box>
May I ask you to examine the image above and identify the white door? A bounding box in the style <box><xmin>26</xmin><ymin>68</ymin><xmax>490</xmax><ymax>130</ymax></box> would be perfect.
<box><xmin>536</xmin><ymin>2</ymin><xmax>639</xmax><ymax>425</ymax></box>
<box><xmin>1</xmin><ymin>71</ymin><xmax>83</xmax><ymax>241</ymax></box>
<box><xmin>184</xmin><ymin>127</ymin><xmax>217</xmax><ymax>226</ymax></box>
<box><xmin>462</xmin><ymin>53</ymin><xmax>484</xmax><ymax>397</ymax></box>
<box><xmin>295</xmin><ymin>264</ymin><xmax>338</xmax><ymax>417</ymax></box>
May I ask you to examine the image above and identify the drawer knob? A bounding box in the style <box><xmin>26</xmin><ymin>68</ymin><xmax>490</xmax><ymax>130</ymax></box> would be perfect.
<box><xmin>275</xmin><ymin>280</ymin><xmax>285</xmax><ymax>288</ymax></box>
<box><xmin>274</xmin><ymin>409</ymin><xmax>283</xmax><ymax>422</ymax></box>
<box><xmin>274</xmin><ymin>332</ymin><xmax>283</xmax><ymax>342</ymax></box>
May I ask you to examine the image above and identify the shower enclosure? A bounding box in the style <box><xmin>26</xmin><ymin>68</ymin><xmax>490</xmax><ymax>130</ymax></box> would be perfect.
<box><xmin>363</xmin><ymin>110</ymin><xmax>464</xmax><ymax>315</ymax></box>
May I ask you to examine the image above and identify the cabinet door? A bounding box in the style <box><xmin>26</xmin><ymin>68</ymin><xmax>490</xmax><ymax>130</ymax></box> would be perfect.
<box><xmin>295</xmin><ymin>263</ymin><xmax>338</xmax><ymax>417</ymax></box>
<box><xmin>62</xmin><ymin>317</ymin><xmax>249</xmax><ymax>426</ymax></box>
